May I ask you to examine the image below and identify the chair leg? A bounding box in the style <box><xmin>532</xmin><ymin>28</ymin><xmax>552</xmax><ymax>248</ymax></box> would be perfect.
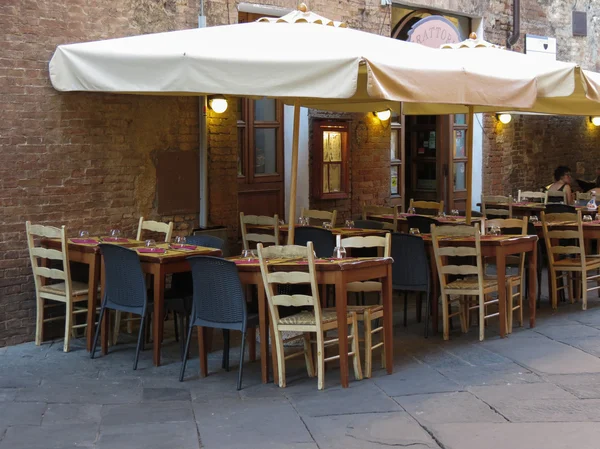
<box><xmin>403</xmin><ymin>292</ymin><xmax>408</xmax><ymax>327</ymax></box>
<box><xmin>237</xmin><ymin>328</ymin><xmax>247</xmax><ymax>391</ymax></box>
<box><xmin>507</xmin><ymin>281</ymin><xmax>514</xmax><ymax>334</ymax></box>
<box><xmin>303</xmin><ymin>332</ymin><xmax>315</xmax><ymax>377</ymax></box>
<box><xmin>550</xmin><ymin>270</ymin><xmax>558</xmax><ymax>310</ymax></box>
<box><xmin>222</xmin><ymin>329</ymin><xmax>230</xmax><ymax>371</ymax></box>
<box><xmin>35</xmin><ymin>294</ymin><xmax>44</xmax><ymax>346</ymax></box>
<box><xmin>90</xmin><ymin>305</ymin><xmax>106</xmax><ymax>359</ymax></box>
<box><xmin>177</xmin><ymin>313</ymin><xmax>185</xmax><ymax>361</ymax></box>
<box><xmin>63</xmin><ymin>300</ymin><xmax>73</xmax><ymax>353</ymax></box>
<box><xmin>134</xmin><ymin>311</ymin><xmax>146</xmax><ymax>370</ymax></box>
<box><xmin>350</xmin><ymin>312</ymin><xmax>363</xmax><ymax>381</ymax></box>
<box><xmin>173</xmin><ymin>311</ymin><xmax>179</xmax><ymax>342</ymax></box>
<box><xmin>274</xmin><ymin>330</ymin><xmax>287</xmax><ymax>388</ymax></box>
<box><xmin>316</xmin><ymin>330</ymin><xmax>325</xmax><ymax>390</ymax></box>
<box><xmin>424</xmin><ymin>286</ymin><xmax>431</xmax><ymax>339</ymax></box>
<box><xmin>179</xmin><ymin>320</ymin><xmax>195</xmax><ymax>382</ymax></box>
<box><xmin>364</xmin><ymin>309</ymin><xmax>373</xmax><ymax>378</ymax></box>
<box><xmin>113</xmin><ymin>310</ymin><xmax>121</xmax><ymax>346</ymax></box>
<box><xmin>127</xmin><ymin>313</ymin><xmax>134</xmax><ymax>334</ymax></box>
<box><xmin>478</xmin><ymin>294</ymin><xmax>485</xmax><ymax>342</ymax></box>
<box><xmin>441</xmin><ymin>294</ymin><xmax>450</xmax><ymax>340</ymax></box>
<box><xmin>582</xmin><ymin>274</ymin><xmax>588</xmax><ymax>310</ymax></box>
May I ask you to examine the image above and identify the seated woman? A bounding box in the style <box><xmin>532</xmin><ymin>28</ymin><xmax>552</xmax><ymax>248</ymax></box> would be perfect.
<box><xmin>548</xmin><ymin>165</ymin><xmax>573</xmax><ymax>205</ymax></box>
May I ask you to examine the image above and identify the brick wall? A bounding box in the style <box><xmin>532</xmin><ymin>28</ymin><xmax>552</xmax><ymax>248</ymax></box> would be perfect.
<box><xmin>0</xmin><ymin>0</ymin><xmax>200</xmax><ymax>346</ymax></box>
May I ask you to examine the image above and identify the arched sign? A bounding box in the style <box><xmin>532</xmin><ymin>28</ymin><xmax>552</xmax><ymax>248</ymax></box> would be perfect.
<box><xmin>407</xmin><ymin>15</ymin><xmax>461</xmax><ymax>48</ymax></box>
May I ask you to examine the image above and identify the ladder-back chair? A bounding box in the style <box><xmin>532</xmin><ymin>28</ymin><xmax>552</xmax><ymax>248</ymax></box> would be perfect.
<box><xmin>409</xmin><ymin>199</ymin><xmax>444</xmax><ymax>216</ymax></box>
<box><xmin>362</xmin><ymin>204</ymin><xmax>398</xmax><ymax>232</ymax></box>
<box><xmin>240</xmin><ymin>213</ymin><xmax>280</xmax><ymax>249</ymax></box>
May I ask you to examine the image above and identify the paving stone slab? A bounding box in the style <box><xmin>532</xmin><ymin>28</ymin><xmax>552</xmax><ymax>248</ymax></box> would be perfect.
<box><xmin>101</xmin><ymin>401</ymin><xmax>194</xmax><ymax>426</ymax></box>
<box><xmin>0</xmin><ymin>424</ymin><xmax>98</xmax><ymax>449</ymax></box>
<box><xmin>42</xmin><ymin>403</ymin><xmax>102</xmax><ymax>425</ymax></box>
<box><xmin>469</xmin><ymin>382</ymin><xmax>577</xmax><ymax>404</ymax></box>
<box><xmin>286</xmin><ymin>381</ymin><xmax>401</xmax><ymax>417</ymax></box>
<box><xmin>430</xmin><ymin>422</ymin><xmax>600</xmax><ymax>449</ymax></box>
<box><xmin>549</xmin><ymin>374</ymin><xmax>600</xmax><ymax>399</ymax></box>
<box><xmin>16</xmin><ymin>378</ymin><xmax>142</xmax><ymax>404</ymax></box>
<box><xmin>193</xmin><ymin>397</ymin><xmax>314</xmax><ymax>449</ymax></box>
<box><xmin>436</xmin><ymin>364</ymin><xmax>542</xmax><ymax>387</ymax></box>
<box><xmin>303</xmin><ymin>411</ymin><xmax>441</xmax><ymax>449</ymax></box>
<box><xmin>97</xmin><ymin>421</ymin><xmax>200</xmax><ymax>449</ymax></box>
<box><xmin>372</xmin><ymin>364</ymin><xmax>461</xmax><ymax>397</ymax></box>
<box><xmin>489</xmin><ymin>398</ymin><xmax>600</xmax><ymax>422</ymax></box>
<box><xmin>397</xmin><ymin>392</ymin><xmax>506</xmax><ymax>425</ymax></box>
<box><xmin>0</xmin><ymin>389</ymin><xmax>18</xmax><ymax>401</ymax></box>
<box><xmin>483</xmin><ymin>333</ymin><xmax>600</xmax><ymax>374</ymax></box>
<box><xmin>0</xmin><ymin>402</ymin><xmax>47</xmax><ymax>426</ymax></box>
<box><xmin>142</xmin><ymin>387</ymin><xmax>191</xmax><ymax>402</ymax></box>
<box><xmin>534</xmin><ymin>324</ymin><xmax>600</xmax><ymax>340</ymax></box>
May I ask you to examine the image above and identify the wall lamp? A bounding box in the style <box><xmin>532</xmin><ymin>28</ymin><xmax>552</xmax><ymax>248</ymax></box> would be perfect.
<box><xmin>373</xmin><ymin>109</ymin><xmax>391</xmax><ymax>121</ymax></box>
<box><xmin>496</xmin><ymin>113</ymin><xmax>512</xmax><ymax>124</ymax></box>
<box><xmin>208</xmin><ymin>95</ymin><xmax>228</xmax><ymax>113</ymax></box>
<box><xmin>590</xmin><ymin>116</ymin><xmax>600</xmax><ymax>127</ymax></box>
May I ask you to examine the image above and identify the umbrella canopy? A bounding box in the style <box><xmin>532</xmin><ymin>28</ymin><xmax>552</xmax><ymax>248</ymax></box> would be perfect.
<box><xmin>50</xmin><ymin>8</ymin><xmax>547</xmax><ymax>114</ymax></box>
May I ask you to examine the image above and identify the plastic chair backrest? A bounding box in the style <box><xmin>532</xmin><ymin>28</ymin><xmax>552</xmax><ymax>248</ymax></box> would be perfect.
<box><xmin>294</xmin><ymin>226</ymin><xmax>336</xmax><ymax>258</ymax></box>
<box><xmin>390</xmin><ymin>233</ymin><xmax>429</xmax><ymax>289</ymax></box>
<box><xmin>99</xmin><ymin>244</ymin><xmax>148</xmax><ymax>311</ymax></box>
<box><xmin>406</xmin><ymin>215</ymin><xmax>439</xmax><ymax>234</ymax></box>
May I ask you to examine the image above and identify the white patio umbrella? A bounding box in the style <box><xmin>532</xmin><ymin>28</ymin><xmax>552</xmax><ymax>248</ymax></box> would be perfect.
<box><xmin>439</xmin><ymin>33</ymin><xmax>600</xmax><ymax>222</ymax></box>
<box><xmin>48</xmin><ymin>6</ymin><xmax>600</xmax><ymax>240</ymax></box>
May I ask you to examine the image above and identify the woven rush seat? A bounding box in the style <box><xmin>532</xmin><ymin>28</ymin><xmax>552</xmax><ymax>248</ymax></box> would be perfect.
<box><xmin>553</xmin><ymin>257</ymin><xmax>600</xmax><ymax>268</ymax></box>
<box><xmin>340</xmin><ymin>305</ymin><xmax>384</xmax><ymax>314</ymax></box>
<box><xmin>346</xmin><ymin>281</ymin><xmax>382</xmax><ymax>293</ymax></box>
<box><xmin>278</xmin><ymin>310</ymin><xmax>339</xmax><ymax>326</ymax></box>
<box><xmin>40</xmin><ymin>280</ymin><xmax>89</xmax><ymax>297</ymax></box>
<box><xmin>446</xmin><ymin>278</ymin><xmax>498</xmax><ymax>289</ymax></box>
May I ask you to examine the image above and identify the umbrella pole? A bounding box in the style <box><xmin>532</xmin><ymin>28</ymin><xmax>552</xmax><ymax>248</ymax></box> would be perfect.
<box><xmin>466</xmin><ymin>106</ymin><xmax>474</xmax><ymax>225</ymax></box>
<box><xmin>287</xmin><ymin>101</ymin><xmax>301</xmax><ymax>245</ymax></box>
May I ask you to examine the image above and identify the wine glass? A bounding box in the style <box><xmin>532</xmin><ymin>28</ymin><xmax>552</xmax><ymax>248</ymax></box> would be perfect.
<box><xmin>109</xmin><ymin>228</ymin><xmax>121</xmax><ymax>239</ymax></box>
<box><xmin>332</xmin><ymin>246</ymin><xmax>347</xmax><ymax>259</ymax></box>
<box><xmin>323</xmin><ymin>221</ymin><xmax>333</xmax><ymax>230</ymax></box>
<box><xmin>437</xmin><ymin>211</ymin><xmax>446</xmax><ymax>218</ymax></box>
<box><xmin>529</xmin><ymin>215</ymin><xmax>539</xmax><ymax>223</ymax></box>
<box><xmin>489</xmin><ymin>225</ymin><xmax>501</xmax><ymax>236</ymax></box>
<box><xmin>407</xmin><ymin>207</ymin><xmax>416</xmax><ymax>214</ymax></box>
<box><xmin>145</xmin><ymin>239</ymin><xmax>156</xmax><ymax>248</ymax></box>
<box><xmin>409</xmin><ymin>228</ymin><xmax>421</xmax><ymax>235</ymax></box>
<box><xmin>79</xmin><ymin>230</ymin><xmax>89</xmax><ymax>239</ymax></box>
<box><xmin>583</xmin><ymin>214</ymin><xmax>593</xmax><ymax>223</ymax></box>
<box><xmin>174</xmin><ymin>236</ymin><xmax>187</xmax><ymax>245</ymax></box>
<box><xmin>345</xmin><ymin>219</ymin><xmax>354</xmax><ymax>228</ymax></box>
<box><xmin>278</xmin><ymin>219</ymin><xmax>285</xmax><ymax>226</ymax></box>
<box><xmin>451</xmin><ymin>209</ymin><xmax>460</xmax><ymax>217</ymax></box>
<box><xmin>595</xmin><ymin>213</ymin><xmax>600</xmax><ymax>222</ymax></box>
<box><xmin>241</xmin><ymin>249</ymin><xmax>256</xmax><ymax>260</ymax></box>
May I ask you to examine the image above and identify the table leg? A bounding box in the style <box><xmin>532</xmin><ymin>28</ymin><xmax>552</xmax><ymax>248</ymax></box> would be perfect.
<box><xmin>86</xmin><ymin>255</ymin><xmax>100</xmax><ymax>352</ymax></box>
<box><xmin>257</xmin><ymin>283</ymin><xmax>269</xmax><ymax>384</ymax></box>
<box><xmin>197</xmin><ymin>326</ymin><xmax>208</xmax><ymax>377</ymax></box>
<box><xmin>335</xmin><ymin>272</ymin><xmax>349</xmax><ymax>388</ymax></box>
<box><xmin>382</xmin><ymin>264</ymin><xmax>393</xmax><ymax>374</ymax></box>
<box><xmin>528</xmin><ymin>241</ymin><xmax>538</xmax><ymax>328</ymax></box>
<box><xmin>495</xmin><ymin>247</ymin><xmax>507</xmax><ymax>338</ymax></box>
<box><xmin>152</xmin><ymin>267</ymin><xmax>165</xmax><ymax>367</ymax></box>
<box><xmin>100</xmin><ymin>261</ymin><xmax>108</xmax><ymax>355</ymax></box>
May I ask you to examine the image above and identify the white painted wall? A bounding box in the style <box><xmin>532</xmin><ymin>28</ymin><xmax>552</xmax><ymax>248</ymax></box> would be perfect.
<box><xmin>283</xmin><ymin>105</ymin><xmax>309</xmax><ymax>222</ymax></box>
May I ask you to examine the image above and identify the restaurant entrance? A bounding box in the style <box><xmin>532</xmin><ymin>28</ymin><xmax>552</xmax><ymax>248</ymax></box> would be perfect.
<box><xmin>404</xmin><ymin>114</ymin><xmax>468</xmax><ymax>212</ymax></box>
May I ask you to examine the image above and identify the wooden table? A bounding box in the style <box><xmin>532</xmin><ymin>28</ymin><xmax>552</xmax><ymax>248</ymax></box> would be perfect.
<box><xmin>422</xmin><ymin>234</ymin><xmax>538</xmax><ymax>337</ymax></box>
<box><xmin>368</xmin><ymin>213</ymin><xmax>483</xmax><ymax>233</ymax></box>
<box><xmin>41</xmin><ymin>237</ymin><xmax>140</xmax><ymax>351</ymax></box>
<box><xmin>248</xmin><ymin>224</ymin><xmax>389</xmax><ymax>239</ymax></box>
<box><xmin>42</xmin><ymin>238</ymin><xmax>222</xmax><ymax>365</ymax></box>
<box><xmin>481</xmin><ymin>202</ymin><xmax>594</xmax><ymax>217</ymax></box>
<box><xmin>233</xmin><ymin>257</ymin><xmax>394</xmax><ymax>388</ymax></box>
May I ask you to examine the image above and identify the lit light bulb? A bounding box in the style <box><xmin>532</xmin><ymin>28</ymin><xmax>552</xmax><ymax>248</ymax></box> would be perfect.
<box><xmin>497</xmin><ymin>113</ymin><xmax>512</xmax><ymax>124</ymax></box>
<box><xmin>374</xmin><ymin>109</ymin><xmax>391</xmax><ymax>121</ymax></box>
<box><xmin>590</xmin><ymin>116</ymin><xmax>600</xmax><ymax>127</ymax></box>
<box><xmin>208</xmin><ymin>96</ymin><xmax>228</xmax><ymax>113</ymax></box>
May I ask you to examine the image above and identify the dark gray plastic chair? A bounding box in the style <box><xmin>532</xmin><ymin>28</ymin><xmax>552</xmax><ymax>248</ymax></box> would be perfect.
<box><xmin>165</xmin><ymin>235</ymin><xmax>225</xmax><ymax>359</ymax></box>
<box><xmin>91</xmin><ymin>244</ymin><xmax>150</xmax><ymax>370</ymax></box>
<box><xmin>294</xmin><ymin>226</ymin><xmax>336</xmax><ymax>258</ymax></box>
<box><xmin>353</xmin><ymin>219</ymin><xmax>385</xmax><ymax>230</ymax></box>
<box><xmin>406</xmin><ymin>215</ymin><xmax>439</xmax><ymax>234</ymax></box>
<box><xmin>179</xmin><ymin>256</ymin><xmax>258</xmax><ymax>390</ymax></box>
<box><xmin>545</xmin><ymin>204</ymin><xmax>576</xmax><ymax>214</ymax></box>
<box><xmin>391</xmin><ymin>233</ymin><xmax>431</xmax><ymax>337</ymax></box>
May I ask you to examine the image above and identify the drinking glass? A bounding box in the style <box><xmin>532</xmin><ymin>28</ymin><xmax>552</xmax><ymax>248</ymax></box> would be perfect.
<box><xmin>437</xmin><ymin>211</ymin><xmax>446</xmax><ymax>218</ymax></box>
<box><xmin>583</xmin><ymin>214</ymin><xmax>593</xmax><ymax>223</ymax></box>
<box><xmin>298</xmin><ymin>217</ymin><xmax>309</xmax><ymax>226</ymax></box>
<box><xmin>323</xmin><ymin>221</ymin><xmax>333</xmax><ymax>230</ymax></box>
<box><xmin>409</xmin><ymin>228</ymin><xmax>421</xmax><ymax>235</ymax></box>
<box><xmin>332</xmin><ymin>246</ymin><xmax>347</xmax><ymax>259</ymax></box>
<box><xmin>345</xmin><ymin>219</ymin><xmax>355</xmax><ymax>228</ymax></box>
<box><xmin>109</xmin><ymin>228</ymin><xmax>121</xmax><ymax>239</ymax></box>
<box><xmin>145</xmin><ymin>239</ymin><xmax>156</xmax><ymax>248</ymax></box>
<box><xmin>489</xmin><ymin>225</ymin><xmax>501</xmax><ymax>236</ymax></box>
<box><xmin>278</xmin><ymin>219</ymin><xmax>285</xmax><ymax>226</ymax></box>
<box><xmin>529</xmin><ymin>215</ymin><xmax>539</xmax><ymax>223</ymax></box>
<box><xmin>595</xmin><ymin>213</ymin><xmax>600</xmax><ymax>222</ymax></box>
<box><xmin>79</xmin><ymin>230</ymin><xmax>89</xmax><ymax>239</ymax></box>
<box><xmin>451</xmin><ymin>209</ymin><xmax>460</xmax><ymax>216</ymax></box>
<box><xmin>407</xmin><ymin>207</ymin><xmax>416</xmax><ymax>214</ymax></box>
<box><xmin>174</xmin><ymin>236</ymin><xmax>187</xmax><ymax>245</ymax></box>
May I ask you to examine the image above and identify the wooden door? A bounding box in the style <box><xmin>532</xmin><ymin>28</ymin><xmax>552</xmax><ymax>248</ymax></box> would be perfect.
<box><xmin>447</xmin><ymin>114</ymin><xmax>468</xmax><ymax>212</ymax></box>
<box><xmin>405</xmin><ymin>115</ymin><xmax>441</xmax><ymax>204</ymax></box>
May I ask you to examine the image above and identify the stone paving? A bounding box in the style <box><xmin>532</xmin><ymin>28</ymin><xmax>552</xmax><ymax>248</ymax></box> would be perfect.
<box><xmin>4</xmin><ymin>289</ymin><xmax>600</xmax><ymax>448</ymax></box>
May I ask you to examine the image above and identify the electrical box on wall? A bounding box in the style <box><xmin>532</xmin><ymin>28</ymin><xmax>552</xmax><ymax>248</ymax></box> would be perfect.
<box><xmin>572</xmin><ymin>11</ymin><xmax>587</xmax><ymax>36</ymax></box>
<box><xmin>525</xmin><ymin>34</ymin><xmax>557</xmax><ymax>61</ymax></box>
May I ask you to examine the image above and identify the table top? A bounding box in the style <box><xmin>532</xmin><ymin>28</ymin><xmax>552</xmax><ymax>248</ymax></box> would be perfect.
<box><xmin>484</xmin><ymin>201</ymin><xmax>594</xmax><ymax>212</ymax></box>
<box><xmin>42</xmin><ymin>238</ymin><xmax>222</xmax><ymax>262</ymax></box>
<box><xmin>230</xmin><ymin>256</ymin><xmax>393</xmax><ymax>272</ymax></box>
<box><xmin>420</xmin><ymin>234</ymin><xmax>538</xmax><ymax>246</ymax></box>
<box><xmin>368</xmin><ymin>213</ymin><xmax>483</xmax><ymax>224</ymax></box>
<box><xmin>248</xmin><ymin>224</ymin><xmax>389</xmax><ymax>237</ymax></box>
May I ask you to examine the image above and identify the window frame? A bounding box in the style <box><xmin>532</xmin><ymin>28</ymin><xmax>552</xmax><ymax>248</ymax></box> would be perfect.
<box><xmin>452</xmin><ymin>114</ymin><xmax>468</xmax><ymax>193</ymax></box>
<box><xmin>312</xmin><ymin>119</ymin><xmax>350</xmax><ymax>200</ymax></box>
